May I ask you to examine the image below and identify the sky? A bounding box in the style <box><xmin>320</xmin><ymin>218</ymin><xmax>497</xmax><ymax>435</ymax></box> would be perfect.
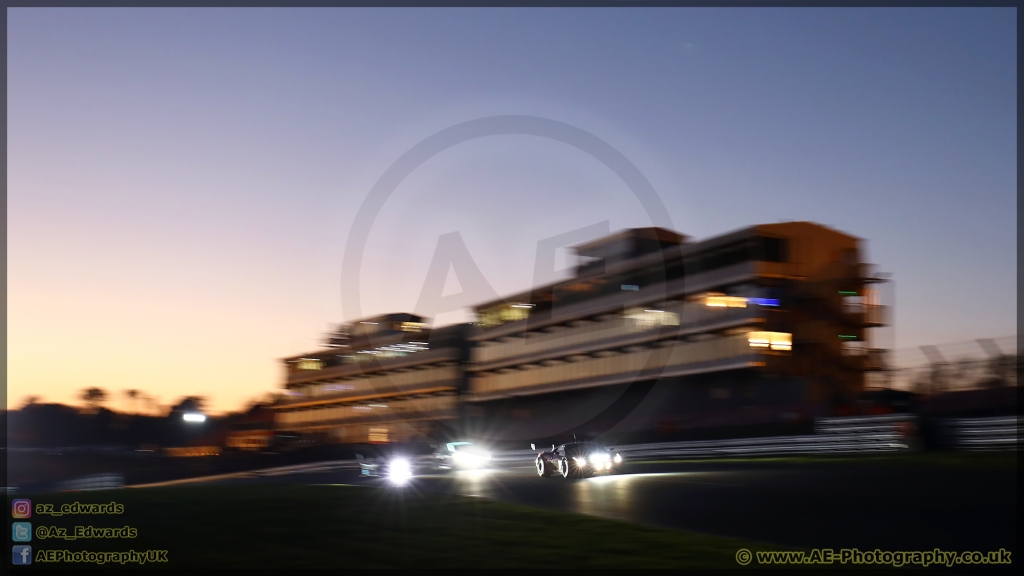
<box><xmin>6</xmin><ymin>8</ymin><xmax>1017</xmax><ymax>414</ymax></box>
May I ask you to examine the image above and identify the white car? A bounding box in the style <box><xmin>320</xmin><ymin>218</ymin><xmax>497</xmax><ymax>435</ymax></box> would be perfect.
<box><xmin>432</xmin><ymin>442</ymin><xmax>492</xmax><ymax>471</ymax></box>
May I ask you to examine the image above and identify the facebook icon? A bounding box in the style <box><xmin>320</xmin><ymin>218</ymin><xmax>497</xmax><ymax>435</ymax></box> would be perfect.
<box><xmin>13</xmin><ymin>545</ymin><xmax>32</xmax><ymax>565</ymax></box>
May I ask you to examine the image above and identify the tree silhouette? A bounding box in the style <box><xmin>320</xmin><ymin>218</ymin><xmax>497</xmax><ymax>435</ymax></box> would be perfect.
<box><xmin>140</xmin><ymin>393</ymin><xmax>161</xmax><ymax>416</ymax></box>
<box><xmin>985</xmin><ymin>354</ymin><xmax>1015</xmax><ymax>388</ymax></box>
<box><xmin>21</xmin><ymin>395</ymin><xmax>41</xmax><ymax>408</ymax></box>
<box><xmin>171</xmin><ymin>396</ymin><xmax>207</xmax><ymax>415</ymax></box>
<box><xmin>123</xmin><ymin>389</ymin><xmax>140</xmax><ymax>414</ymax></box>
<box><xmin>79</xmin><ymin>387</ymin><xmax>108</xmax><ymax>411</ymax></box>
<box><xmin>244</xmin><ymin>391</ymin><xmax>280</xmax><ymax>412</ymax></box>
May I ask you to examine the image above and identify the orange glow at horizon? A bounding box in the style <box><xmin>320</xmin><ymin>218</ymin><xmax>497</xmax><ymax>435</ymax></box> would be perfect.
<box><xmin>6</xmin><ymin>273</ymin><xmax>329</xmax><ymax>415</ymax></box>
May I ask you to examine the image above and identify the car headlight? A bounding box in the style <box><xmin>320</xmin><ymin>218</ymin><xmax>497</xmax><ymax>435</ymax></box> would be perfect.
<box><xmin>590</xmin><ymin>453</ymin><xmax>610</xmax><ymax>464</ymax></box>
<box><xmin>573</xmin><ymin>457</ymin><xmax>587</xmax><ymax>466</ymax></box>
<box><xmin>614</xmin><ymin>453</ymin><xmax>622</xmax><ymax>464</ymax></box>
<box><xmin>388</xmin><ymin>458</ymin><xmax>413</xmax><ymax>485</ymax></box>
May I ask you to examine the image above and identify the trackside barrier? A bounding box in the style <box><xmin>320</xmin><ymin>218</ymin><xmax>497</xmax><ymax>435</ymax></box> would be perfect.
<box><xmin>604</xmin><ymin>415</ymin><xmax>914</xmax><ymax>460</ymax></box>
<box><xmin>814</xmin><ymin>413</ymin><xmax>916</xmax><ymax>435</ymax></box>
<box><xmin>58</xmin><ymin>474</ymin><xmax>125</xmax><ymax>492</ymax></box>
<box><xmin>252</xmin><ymin>460</ymin><xmax>361</xmax><ymax>477</ymax></box>
<box><xmin>129</xmin><ymin>460</ymin><xmax>360</xmax><ymax>488</ymax></box>
<box><xmin>120</xmin><ymin>415</ymin><xmax>1015</xmax><ymax>488</ymax></box>
<box><xmin>946</xmin><ymin>416</ymin><xmax>1019</xmax><ymax>451</ymax></box>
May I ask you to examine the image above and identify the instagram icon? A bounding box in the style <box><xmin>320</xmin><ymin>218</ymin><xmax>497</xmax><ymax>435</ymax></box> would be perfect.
<box><xmin>12</xmin><ymin>499</ymin><xmax>32</xmax><ymax>518</ymax></box>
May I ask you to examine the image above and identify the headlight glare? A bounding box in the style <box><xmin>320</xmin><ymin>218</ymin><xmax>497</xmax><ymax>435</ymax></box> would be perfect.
<box><xmin>453</xmin><ymin>450</ymin><xmax>491</xmax><ymax>468</ymax></box>
<box><xmin>388</xmin><ymin>458</ymin><xmax>413</xmax><ymax>485</ymax></box>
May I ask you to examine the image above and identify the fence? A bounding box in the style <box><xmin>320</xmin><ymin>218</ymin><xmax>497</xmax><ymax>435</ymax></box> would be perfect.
<box><xmin>869</xmin><ymin>335</ymin><xmax>1019</xmax><ymax>395</ymax></box>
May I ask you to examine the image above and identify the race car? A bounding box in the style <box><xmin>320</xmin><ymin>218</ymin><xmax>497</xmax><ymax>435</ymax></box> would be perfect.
<box><xmin>431</xmin><ymin>441</ymin><xmax>492</xmax><ymax>471</ymax></box>
<box><xmin>356</xmin><ymin>453</ymin><xmax>416</xmax><ymax>485</ymax></box>
<box><xmin>533</xmin><ymin>442</ymin><xmax>623</xmax><ymax>478</ymax></box>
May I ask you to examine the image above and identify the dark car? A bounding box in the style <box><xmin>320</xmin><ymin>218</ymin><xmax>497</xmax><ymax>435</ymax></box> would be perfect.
<box><xmin>532</xmin><ymin>442</ymin><xmax>623</xmax><ymax>479</ymax></box>
<box><xmin>356</xmin><ymin>453</ymin><xmax>417</xmax><ymax>484</ymax></box>
<box><xmin>355</xmin><ymin>443</ymin><xmax>433</xmax><ymax>484</ymax></box>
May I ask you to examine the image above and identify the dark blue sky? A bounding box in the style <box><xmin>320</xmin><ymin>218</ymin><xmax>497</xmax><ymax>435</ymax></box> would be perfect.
<box><xmin>7</xmin><ymin>8</ymin><xmax>1016</xmax><ymax>410</ymax></box>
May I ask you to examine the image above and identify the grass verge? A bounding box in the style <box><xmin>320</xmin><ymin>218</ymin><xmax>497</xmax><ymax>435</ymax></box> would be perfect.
<box><xmin>11</xmin><ymin>483</ymin><xmax>776</xmax><ymax>569</ymax></box>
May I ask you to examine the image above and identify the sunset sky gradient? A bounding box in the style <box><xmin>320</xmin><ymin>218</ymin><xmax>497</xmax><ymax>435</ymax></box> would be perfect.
<box><xmin>6</xmin><ymin>8</ymin><xmax>1016</xmax><ymax>413</ymax></box>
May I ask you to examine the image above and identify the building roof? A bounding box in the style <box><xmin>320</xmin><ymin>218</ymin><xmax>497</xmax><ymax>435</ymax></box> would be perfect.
<box><xmin>471</xmin><ymin>221</ymin><xmax>861</xmax><ymax>313</ymax></box>
<box><xmin>571</xmin><ymin>227</ymin><xmax>689</xmax><ymax>253</ymax></box>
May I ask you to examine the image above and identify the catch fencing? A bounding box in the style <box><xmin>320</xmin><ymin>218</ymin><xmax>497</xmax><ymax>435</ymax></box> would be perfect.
<box><xmin>869</xmin><ymin>335</ymin><xmax>1018</xmax><ymax>394</ymax></box>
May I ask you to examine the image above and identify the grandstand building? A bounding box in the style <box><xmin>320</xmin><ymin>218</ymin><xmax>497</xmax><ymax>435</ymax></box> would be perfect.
<box><xmin>273</xmin><ymin>222</ymin><xmax>890</xmax><ymax>445</ymax></box>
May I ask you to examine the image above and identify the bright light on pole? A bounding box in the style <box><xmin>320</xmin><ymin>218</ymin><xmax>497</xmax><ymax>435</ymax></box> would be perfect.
<box><xmin>183</xmin><ymin>413</ymin><xmax>206</xmax><ymax>423</ymax></box>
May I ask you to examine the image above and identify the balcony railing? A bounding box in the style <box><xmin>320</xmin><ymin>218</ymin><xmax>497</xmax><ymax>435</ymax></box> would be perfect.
<box><xmin>278</xmin><ymin>394</ymin><xmax>458</xmax><ymax>428</ymax></box>
<box><xmin>471</xmin><ymin>333</ymin><xmax>757</xmax><ymax>397</ymax></box>
<box><xmin>281</xmin><ymin>365</ymin><xmax>460</xmax><ymax>405</ymax></box>
<box><xmin>841</xmin><ymin>303</ymin><xmax>889</xmax><ymax>327</ymax></box>
<box><xmin>864</xmin><ymin>304</ymin><xmax>888</xmax><ymax>326</ymax></box>
<box><xmin>474</xmin><ymin>261</ymin><xmax>762</xmax><ymax>341</ymax></box>
<box><xmin>473</xmin><ymin>302</ymin><xmax>761</xmax><ymax>366</ymax></box>
<box><xmin>864</xmin><ymin>348</ymin><xmax>889</xmax><ymax>371</ymax></box>
<box><xmin>285</xmin><ymin>347</ymin><xmax>459</xmax><ymax>385</ymax></box>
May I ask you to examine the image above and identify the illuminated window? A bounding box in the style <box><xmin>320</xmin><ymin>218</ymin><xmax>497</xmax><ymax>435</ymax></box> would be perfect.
<box><xmin>400</xmin><ymin>322</ymin><xmax>425</xmax><ymax>332</ymax></box>
<box><xmin>368</xmin><ymin>427</ymin><xmax>389</xmax><ymax>443</ymax></box>
<box><xmin>841</xmin><ymin>294</ymin><xmax>863</xmax><ymax>314</ymax></box>
<box><xmin>704</xmin><ymin>293</ymin><xmax>748</xmax><ymax>308</ymax></box>
<box><xmin>624</xmin><ymin>308</ymin><xmax>680</xmax><ymax>331</ymax></box>
<box><xmin>748</xmin><ymin>331</ymin><xmax>792</xmax><ymax>351</ymax></box>
<box><xmin>297</xmin><ymin>359</ymin><xmax>323</xmax><ymax>370</ymax></box>
<box><xmin>479</xmin><ymin>303</ymin><xmax>532</xmax><ymax>327</ymax></box>
<box><xmin>502</xmin><ymin>305</ymin><xmax>530</xmax><ymax>322</ymax></box>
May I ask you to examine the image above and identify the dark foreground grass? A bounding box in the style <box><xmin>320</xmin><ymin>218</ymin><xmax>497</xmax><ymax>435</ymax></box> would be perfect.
<box><xmin>12</xmin><ymin>484</ymin><xmax>773</xmax><ymax>569</ymax></box>
<box><xmin>629</xmin><ymin>451</ymin><xmax>1018</xmax><ymax>469</ymax></box>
